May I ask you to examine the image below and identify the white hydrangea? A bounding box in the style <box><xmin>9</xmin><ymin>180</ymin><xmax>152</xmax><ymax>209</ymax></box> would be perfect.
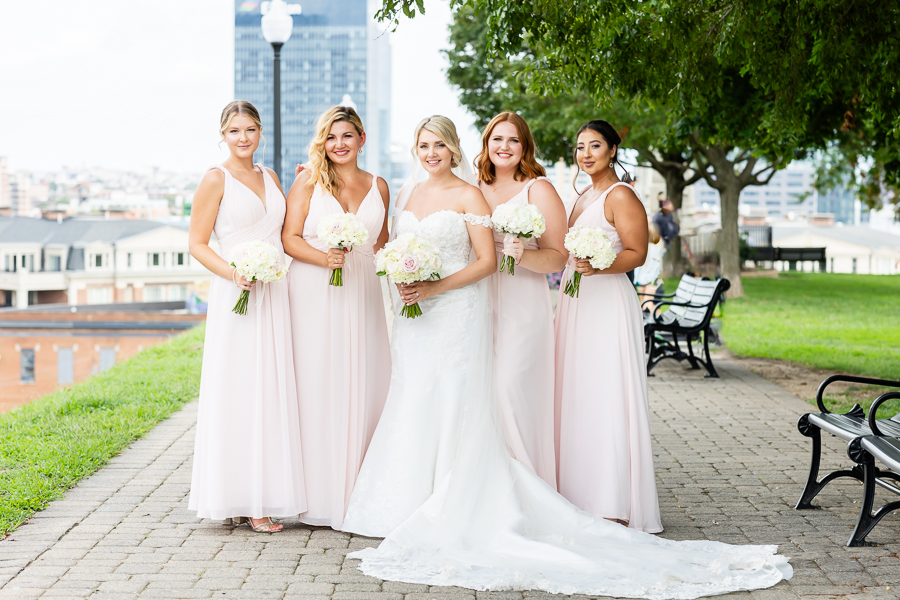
<box><xmin>230</xmin><ymin>241</ymin><xmax>288</xmax><ymax>284</ymax></box>
<box><xmin>316</xmin><ymin>212</ymin><xmax>370</xmax><ymax>250</ymax></box>
<box><xmin>228</xmin><ymin>241</ymin><xmax>288</xmax><ymax>314</ymax></box>
<box><xmin>564</xmin><ymin>226</ymin><xmax>617</xmax><ymax>271</ymax></box>
<box><xmin>491</xmin><ymin>202</ymin><xmax>546</xmax><ymax>239</ymax></box>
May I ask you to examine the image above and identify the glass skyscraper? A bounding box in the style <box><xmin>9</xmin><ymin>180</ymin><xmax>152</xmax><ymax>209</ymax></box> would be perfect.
<box><xmin>234</xmin><ymin>0</ymin><xmax>391</xmax><ymax>188</ymax></box>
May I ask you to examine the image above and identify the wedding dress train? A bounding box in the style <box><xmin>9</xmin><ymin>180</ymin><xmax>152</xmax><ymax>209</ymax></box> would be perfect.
<box><xmin>341</xmin><ymin>199</ymin><xmax>791</xmax><ymax>599</ymax></box>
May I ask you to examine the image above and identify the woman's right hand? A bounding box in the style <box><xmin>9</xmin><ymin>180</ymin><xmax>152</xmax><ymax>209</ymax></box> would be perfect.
<box><xmin>325</xmin><ymin>247</ymin><xmax>346</xmax><ymax>270</ymax></box>
<box><xmin>234</xmin><ymin>272</ymin><xmax>255</xmax><ymax>291</ymax></box>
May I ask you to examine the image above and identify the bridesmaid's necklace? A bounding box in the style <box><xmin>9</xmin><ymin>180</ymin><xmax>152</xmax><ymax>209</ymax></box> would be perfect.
<box><xmin>491</xmin><ymin>179</ymin><xmax>518</xmax><ymax>193</ymax></box>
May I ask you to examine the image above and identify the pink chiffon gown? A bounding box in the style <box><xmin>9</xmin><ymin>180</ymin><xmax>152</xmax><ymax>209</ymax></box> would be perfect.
<box><xmin>489</xmin><ymin>177</ymin><xmax>557</xmax><ymax>489</ymax></box>
<box><xmin>189</xmin><ymin>164</ymin><xmax>307</xmax><ymax>520</ymax></box>
<box><xmin>553</xmin><ymin>181</ymin><xmax>662</xmax><ymax>533</ymax></box>
<box><xmin>287</xmin><ymin>175</ymin><xmax>390</xmax><ymax>529</ymax></box>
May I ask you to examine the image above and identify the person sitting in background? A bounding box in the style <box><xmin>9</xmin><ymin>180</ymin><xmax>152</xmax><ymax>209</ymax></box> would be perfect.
<box><xmin>634</xmin><ymin>219</ymin><xmax>664</xmax><ymax>313</ymax></box>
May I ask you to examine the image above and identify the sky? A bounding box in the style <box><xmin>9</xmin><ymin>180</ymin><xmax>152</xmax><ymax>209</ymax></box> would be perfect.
<box><xmin>0</xmin><ymin>0</ymin><xmax>478</xmax><ymax>174</ymax></box>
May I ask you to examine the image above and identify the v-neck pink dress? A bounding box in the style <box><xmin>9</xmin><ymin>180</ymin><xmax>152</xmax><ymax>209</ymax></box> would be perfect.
<box><xmin>554</xmin><ymin>181</ymin><xmax>662</xmax><ymax>533</ymax></box>
<box><xmin>489</xmin><ymin>177</ymin><xmax>557</xmax><ymax>490</ymax></box>
<box><xmin>287</xmin><ymin>175</ymin><xmax>390</xmax><ymax>529</ymax></box>
<box><xmin>189</xmin><ymin>164</ymin><xmax>307</xmax><ymax>520</ymax></box>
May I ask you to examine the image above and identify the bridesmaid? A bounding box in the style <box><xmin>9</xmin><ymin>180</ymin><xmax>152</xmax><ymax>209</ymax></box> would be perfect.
<box><xmin>283</xmin><ymin>106</ymin><xmax>391</xmax><ymax>529</ymax></box>
<box><xmin>475</xmin><ymin>112</ymin><xmax>567</xmax><ymax>489</ymax></box>
<box><xmin>554</xmin><ymin>120</ymin><xmax>662</xmax><ymax>533</ymax></box>
<box><xmin>188</xmin><ymin>100</ymin><xmax>306</xmax><ymax>532</ymax></box>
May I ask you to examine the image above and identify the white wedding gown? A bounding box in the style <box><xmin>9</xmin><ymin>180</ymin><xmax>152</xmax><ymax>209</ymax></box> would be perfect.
<box><xmin>341</xmin><ymin>208</ymin><xmax>792</xmax><ymax>599</ymax></box>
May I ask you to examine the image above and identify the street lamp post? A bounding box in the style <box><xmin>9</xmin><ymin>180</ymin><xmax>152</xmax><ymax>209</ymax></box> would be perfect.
<box><xmin>261</xmin><ymin>0</ymin><xmax>293</xmax><ymax>182</ymax></box>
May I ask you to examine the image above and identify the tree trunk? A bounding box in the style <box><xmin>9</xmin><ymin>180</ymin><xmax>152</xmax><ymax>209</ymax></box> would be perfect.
<box><xmin>718</xmin><ymin>184</ymin><xmax>743</xmax><ymax>297</ymax></box>
<box><xmin>661</xmin><ymin>170</ymin><xmax>689</xmax><ymax>278</ymax></box>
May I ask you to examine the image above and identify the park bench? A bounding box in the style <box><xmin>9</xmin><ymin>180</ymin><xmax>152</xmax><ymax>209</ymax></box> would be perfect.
<box><xmin>844</xmin><ymin>391</ymin><xmax>900</xmax><ymax>546</ymax></box>
<box><xmin>795</xmin><ymin>375</ymin><xmax>900</xmax><ymax>545</ymax></box>
<box><xmin>641</xmin><ymin>275</ymin><xmax>730</xmax><ymax>378</ymax></box>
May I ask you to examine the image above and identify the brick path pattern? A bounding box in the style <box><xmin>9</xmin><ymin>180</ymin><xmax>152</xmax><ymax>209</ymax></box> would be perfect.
<box><xmin>1</xmin><ymin>360</ymin><xmax>899</xmax><ymax>600</ymax></box>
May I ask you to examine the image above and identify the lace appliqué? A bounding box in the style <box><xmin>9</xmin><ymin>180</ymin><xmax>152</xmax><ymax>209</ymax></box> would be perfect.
<box><xmin>462</xmin><ymin>213</ymin><xmax>493</xmax><ymax>228</ymax></box>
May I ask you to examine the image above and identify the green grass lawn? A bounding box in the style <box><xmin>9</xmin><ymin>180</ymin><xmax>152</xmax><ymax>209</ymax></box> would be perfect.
<box><xmin>722</xmin><ymin>272</ymin><xmax>900</xmax><ymax>414</ymax></box>
<box><xmin>0</xmin><ymin>326</ymin><xmax>204</xmax><ymax>537</ymax></box>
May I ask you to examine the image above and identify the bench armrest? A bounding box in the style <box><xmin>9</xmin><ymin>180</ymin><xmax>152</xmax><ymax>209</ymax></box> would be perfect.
<box><xmin>867</xmin><ymin>391</ymin><xmax>900</xmax><ymax>436</ymax></box>
<box><xmin>636</xmin><ymin>291</ymin><xmax>675</xmax><ymax>298</ymax></box>
<box><xmin>815</xmin><ymin>375</ymin><xmax>900</xmax><ymax>414</ymax></box>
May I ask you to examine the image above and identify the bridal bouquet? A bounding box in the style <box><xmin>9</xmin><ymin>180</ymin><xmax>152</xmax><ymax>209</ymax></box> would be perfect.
<box><xmin>229</xmin><ymin>241</ymin><xmax>288</xmax><ymax>315</ymax></box>
<box><xmin>375</xmin><ymin>233</ymin><xmax>442</xmax><ymax>319</ymax></box>
<box><xmin>491</xmin><ymin>203</ymin><xmax>546</xmax><ymax>276</ymax></box>
<box><xmin>316</xmin><ymin>212</ymin><xmax>370</xmax><ymax>286</ymax></box>
<box><xmin>563</xmin><ymin>227</ymin><xmax>617</xmax><ymax>298</ymax></box>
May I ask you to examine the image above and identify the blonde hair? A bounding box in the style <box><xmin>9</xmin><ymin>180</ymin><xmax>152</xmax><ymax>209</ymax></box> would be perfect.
<box><xmin>475</xmin><ymin>111</ymin><xmax>546</xmax><ymax>185</ymax></box>
<box><xmin>307</xmin><ymin>106</ymin><xmax>365</xmax><ymax>197</ymax></box>
<box><xmin>219</xmin><ymin>101</ymin><xmax>265</xmax><ymax>161</ymax></box>
<box><xmin>413</xmin><ymin>116</ymin><xmax>462</xmax><ymax>168</ymax></box>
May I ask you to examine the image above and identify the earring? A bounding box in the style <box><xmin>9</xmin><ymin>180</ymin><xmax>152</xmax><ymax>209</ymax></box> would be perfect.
<box><xmin>609</xmin><ymin>161</ymin><xmax>614</xmax><ymax>168</ymax></box>
<box><xmin>358</xmin><ymin>149</ymin><xmax>363</xmax><ymax>155</ymax></box>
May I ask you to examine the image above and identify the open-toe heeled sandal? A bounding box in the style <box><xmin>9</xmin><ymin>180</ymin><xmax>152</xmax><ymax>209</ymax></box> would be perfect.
<box><xmin>246</xmin><ymin>517</ymin><xmax>282</xmax><ymax>533</ymax></box>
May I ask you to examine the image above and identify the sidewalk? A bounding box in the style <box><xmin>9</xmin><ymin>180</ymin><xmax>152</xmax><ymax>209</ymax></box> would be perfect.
<box><xmin>1</xmin><ymin>360</ymin><xmax>898</xmax><ymax>599</ymax></box>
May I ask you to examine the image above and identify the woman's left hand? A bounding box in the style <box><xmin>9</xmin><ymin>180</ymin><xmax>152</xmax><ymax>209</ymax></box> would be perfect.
<box><xmin>399</xmin><ymin>280</ymin><xmax>440</xmax><ymax>305</ymax></box>
<box><xmin>574</xmin><ymin>258</ymin><xmax>599</xmax><ymax>276</ymax></box>
<box><xmin>502</xmin><ymin>234</ymin><xmax>525</xmax><ymax>264</ymax></box>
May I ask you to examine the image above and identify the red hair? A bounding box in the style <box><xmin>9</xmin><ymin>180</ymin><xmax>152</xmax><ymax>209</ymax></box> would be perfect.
<box><xmin>475</xmin><ymin>112</ymin><xmax>546</xmax><ymax>185</ymax></box>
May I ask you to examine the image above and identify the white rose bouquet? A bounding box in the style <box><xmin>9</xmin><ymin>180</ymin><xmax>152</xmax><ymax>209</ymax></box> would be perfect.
<box><xmin>490</xmin><ymin>203</ymin><xmax>546</xmax><ymax>275</ymax></box>
<box><xmin>375</xmin><ymin>232</ymin><xmax>442</xmax><ymax>319</ymax></box>
<box><xmin>316</xmin><ymin>212</ymin><xmax>370</xmax><ymax>286</ymax></box>
<box><xmin>563</xmin><ymin>226</ymin><xmax>617</xmax><ymax>298</ymax></box>
<box><xmin>229</xmin><ymin>241</ymin><xmax>288</xmax><ymax>315</ymax></box>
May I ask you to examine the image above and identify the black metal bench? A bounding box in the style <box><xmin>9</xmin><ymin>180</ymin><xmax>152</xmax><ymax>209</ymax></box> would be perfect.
<box><xmin>642</xmin><ymin>275</ymin><xmax>730</xmax><ymax>378</ymax></box>
<box><xmin>845</xmin><ymin>391</ymin><xmax>900</xmax><ymax>545</ymax></box>
<box><xmin>795</xmin><ymin>375</ymin><xmax>900</xmax><ymax>545</ymax></box>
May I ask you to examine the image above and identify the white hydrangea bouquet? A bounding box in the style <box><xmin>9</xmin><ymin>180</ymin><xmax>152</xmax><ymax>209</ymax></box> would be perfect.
<box><xmin>229</xmin><ymin>241</ymin><xmax>288</xmax><ymax>315</ymax></box>
<box><xmin>375</xmin><ymin>232</ymin><xmax>442</xmax><ymax>319</ymax></box>
<box><xmin>563</xmin><ymin>226</ymin><xmax>617</xmax><ymax>298</ymax></box>
<box><xmin>491</xmin><ymin>203</ymin><xmax>546</xmax><ymax>275</ymax></box>
<box><xmin>316</xmin><ymin>212</ymin><xmax>370</xmax><ymax>286</ymax></box>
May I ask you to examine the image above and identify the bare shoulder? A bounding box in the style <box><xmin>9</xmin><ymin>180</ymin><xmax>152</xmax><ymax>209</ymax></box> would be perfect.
<box><xmin>263</xmin><ymin>167</ymin><xmax>282</xmax><ymax>186</ymax></box>
<box><xmin>607</xmin><ymin>184</ymin><xmax>641</xmax><ymax>206</ymax></box>
<box><xmin>197</xmin><ymin>169</ymin><xmax>225</xmax><ymax>194</ymax></box>
<box><xmin>459</xmin><ymin>183</ymin><xmax>490</xmax><ymax>214</ymax></box>
<box><xmin>287</xmin><ymin>171</ymin><xmax>314</xmax><ymax>201</ymax></box>
<box><xmin>530</xmin><ymin>178</ymin><xmax>561</xmax><ymax>199</ymax></box>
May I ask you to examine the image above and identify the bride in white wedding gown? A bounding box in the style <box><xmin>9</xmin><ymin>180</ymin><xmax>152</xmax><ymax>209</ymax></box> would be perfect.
<box><xmin>341</xmin><ymin>116</ymin><xmax>792</xmax><ymax>599</ymax></box>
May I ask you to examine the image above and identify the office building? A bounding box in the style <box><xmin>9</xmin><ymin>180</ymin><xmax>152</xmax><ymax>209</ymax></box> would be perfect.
<box><xmin>234</xmin><ymin>0</ymin><xmax>391</xmax><ymax>187</ymax></box>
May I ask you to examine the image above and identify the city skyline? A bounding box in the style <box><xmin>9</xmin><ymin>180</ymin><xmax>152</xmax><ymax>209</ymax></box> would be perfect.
<box><xmin>0</xmin><ymin>0</ymin><xmax>479</xmax><ymax>175</ymax></box>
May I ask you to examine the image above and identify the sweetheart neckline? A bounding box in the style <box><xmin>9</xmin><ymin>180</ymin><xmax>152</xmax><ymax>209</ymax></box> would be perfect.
<box><xmin>399</xmin><ymin>209</ymin><xmax>464</xmax><ymax>223</ymax></box>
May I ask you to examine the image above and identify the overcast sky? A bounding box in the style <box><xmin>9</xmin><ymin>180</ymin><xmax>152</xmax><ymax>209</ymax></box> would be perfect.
<box><xmin>0</xmin><ymin>0</ymin><xmax>478</xmax><ymax>174</ymax></box>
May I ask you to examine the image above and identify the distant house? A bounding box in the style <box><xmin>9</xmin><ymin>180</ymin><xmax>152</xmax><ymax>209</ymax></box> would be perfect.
<box><xmin>0</xmin><ymin>216</ymin><xmax>217</xmax><ymax>308</ymax></box>
<box><xmin>773</xmin><ymin>226</ymin><xmax>900</xmax><ymax>274</ymax></box>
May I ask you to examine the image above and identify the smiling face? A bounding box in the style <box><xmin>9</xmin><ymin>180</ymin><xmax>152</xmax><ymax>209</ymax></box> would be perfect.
<box><xmin>417</xmin><ymin>129</ymin><xmax>454</xmax><ymax>177</ymax></box>
<box><xmin>325</xmin><ymin>120</ymin><xmax>365</xmax><ymax>166</ymax></box>
<box><xmin>487</xmin><ymin>121</ymin><xmax>524</xmax><ymax>172</ymax></box>
<box><xmin>222</xmin><ymin>114</ymin><xmax>261</xmax><ymax>160</ymax></box>
<box><xmin>575</xmin><ymin>129</ymin><xmax>616</xmax><ymax>177</ymax></box>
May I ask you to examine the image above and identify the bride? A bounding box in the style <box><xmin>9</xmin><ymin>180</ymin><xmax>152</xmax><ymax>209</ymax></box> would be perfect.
<box><xmin>341</xmin><ymin>116</ymin><xmax>792</xmax><ymax>599</ymax></box>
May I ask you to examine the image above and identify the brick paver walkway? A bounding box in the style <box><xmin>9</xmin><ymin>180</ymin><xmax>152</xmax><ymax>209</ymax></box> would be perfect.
<box><xmin>2</xmin><ymin>359</ymin><xmax>899</xmax><ymax>599</ymax></box>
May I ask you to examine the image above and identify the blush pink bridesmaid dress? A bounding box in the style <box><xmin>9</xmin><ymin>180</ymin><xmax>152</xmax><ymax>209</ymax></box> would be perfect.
<box><xmin>554</xmin><ymin>181</ymin><xmax>662</xmax><ymax>533</ymax></box>
<box><xmin>189</xmin><ymin>164</ymin><xmax>307</xmax><ymax>521</ymax></box>
<box><xmin>489</xmin><ymin>177</ymin><xmax>557</xmax><ymax>490</ymax></box>
<box><xmin>287</xmin><ymin>175</ymin><xmax>390</xmax><ymax>529</ymax></box>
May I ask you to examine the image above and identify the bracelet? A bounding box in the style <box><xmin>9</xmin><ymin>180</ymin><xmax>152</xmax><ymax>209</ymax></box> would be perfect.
<box><xmin>231</xmin><ymin>268</ymin><xmax>239</xmax><ymax>288</ymax></box>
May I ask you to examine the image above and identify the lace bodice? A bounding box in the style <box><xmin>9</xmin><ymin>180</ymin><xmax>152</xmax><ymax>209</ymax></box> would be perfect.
<box><xmin>394</xmin><ymin>210</ymin><xmax>491</xmax><ymax>277</ymax></box>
